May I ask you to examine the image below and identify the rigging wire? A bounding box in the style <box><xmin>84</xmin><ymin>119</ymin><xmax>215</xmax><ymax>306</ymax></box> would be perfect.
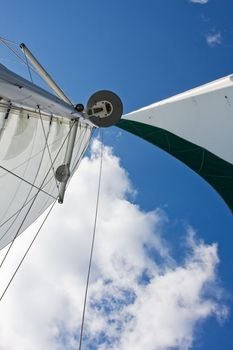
<box><xmin>0</xmin><ymin>36</ymin><xmax>17</xmax><ymax>45</ymax></box>
<box><xmin>0</xmin><ymin>165</ymin><xmax>57</xmax><ymax>200</ymax></box>
<box><xmin>0</xmin><ymin>121</ymin><xmax>76</xmax><ymax>266</ymax></box>
<box><xmin>0</xmin><ymin>37</ymin><xmax>37</xmax><ymax>74</ymax></box>
<box><xmin>0</xmin><ymin>199</ymin><xmax>57</xmax><ymax>302</ymax></box>
<box><xmin>37</xmin><ymin>106</ymin><xmax>60</xmax><ymax>195</ymax></box>
<box><xmin>0</xmin><ymin>174</ymin><xmax>55</xmax><ymax>230</ymax></box>
<box><xmin>0</xmin><ymin>111</ymin><xmax>53</xmax><ymax>244</ymax></box>
<box><xmin>0</xmin><ymin>126</ymin><xmax>96</xmax><ymax>303</ymax></box>
<box><xmin>0</xmin><ymin>121</ymin><xmax>76</xmax><ymax>234</ymax></box>
<box><xmin>0</xmin><ymin>129</ymin><xmax>68</xmax><ymax>181</ymax></box>
<box><xmin>0</xmin><ymin>176</ymin><xmax>47</xmax><ymax>269</ymax></box>
<box><xmin>0</xmin><ymin>36</ymin><xmax>99</xmax><ymax>305</ymax></box>
<box><xmin>79</xmin><ymin>129</ymin><xmax>103</xmax><ymax>350</ymax></box>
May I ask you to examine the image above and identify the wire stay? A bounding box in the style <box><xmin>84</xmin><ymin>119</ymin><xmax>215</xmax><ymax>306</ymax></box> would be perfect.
<box><xmin>0</xmin><ymin>125</ymin><xmax>94</xmax><ymax>303</ymax></box>
<box><xmin>0</xmin><ymin>199</ymin><xmax>57</xmax><ymax>302</ymax></box>
<box><xmin>0</xmin><ymin>121</ymin><xmax>75</xmax><ymax>266</ymax></box>
<box><xmin>0</xmin><ymin>37</ymin><xmax>37</xmax><ymax>74</ymax></box>
<box><xmin>0</xmin><ymin>165</ymin><xmax>57</xmax><ymax>200</ymax></box>
<box><xmin>79</xmin><ymin>129</ymin><xmax>104</xmax><ymax>350</ymax></box>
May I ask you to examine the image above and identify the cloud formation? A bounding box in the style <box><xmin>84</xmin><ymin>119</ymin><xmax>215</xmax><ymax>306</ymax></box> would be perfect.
<box><xmin>206</xmin><ymin>32</ymin><xmax>222</xmax><ymax>47</ymax></box>
<box><xmin>0</xmin><ymin>140</ymin><xmax>227</xmax><ymax>350</ymax></box>
<box><xmin>189</xmin><ymin>0</ymin><xmax>209</xmax><ymax>4</ymax></box>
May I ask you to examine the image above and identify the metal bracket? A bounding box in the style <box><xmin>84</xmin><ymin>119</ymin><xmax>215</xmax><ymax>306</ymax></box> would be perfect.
<box><xmin>56</xmin><ymin>119</ymin><xmax>78</xmax><ymax>203</ymax></box>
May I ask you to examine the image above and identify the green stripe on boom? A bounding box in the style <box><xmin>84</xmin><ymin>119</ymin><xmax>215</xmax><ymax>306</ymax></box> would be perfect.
<box><xmin>117</xmin><ymin>119</ymin><xmax>233</xmax><ymax>213</ymax></box>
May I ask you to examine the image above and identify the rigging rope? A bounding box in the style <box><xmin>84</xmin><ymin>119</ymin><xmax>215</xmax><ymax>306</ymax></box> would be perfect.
<box><xmin>79</xmin><ymin>129</ymin><xmax>103</xmax><ymax>350</ymax></box>
<box><xmin>0</xmin><ymin>199</ymin><xmax>57</xmax><ymax>302</ymax></box>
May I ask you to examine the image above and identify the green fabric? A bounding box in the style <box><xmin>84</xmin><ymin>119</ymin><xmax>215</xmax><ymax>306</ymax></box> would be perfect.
<box><xmin>117</xmin><ymin>119</ymin><xmax>233</xmax><ymax>213</ymax></box>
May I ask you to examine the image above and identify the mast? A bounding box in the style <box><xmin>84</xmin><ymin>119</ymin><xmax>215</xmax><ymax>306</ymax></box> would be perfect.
<box><xmin>20</xmin><ymin>43</ymin><xmax>73</xmax><ymax>105</ymax></box>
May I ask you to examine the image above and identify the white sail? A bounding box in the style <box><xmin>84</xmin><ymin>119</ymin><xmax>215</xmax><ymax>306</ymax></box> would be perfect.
<box><xmin>118</xmin><ymin>75</ymin><xmax>233</xmax><ymax>213</ymax></box>
<box><xmin>0</xmin><ymin>63</ymin><xmax>93</xmax><ymax>249</ymax></box>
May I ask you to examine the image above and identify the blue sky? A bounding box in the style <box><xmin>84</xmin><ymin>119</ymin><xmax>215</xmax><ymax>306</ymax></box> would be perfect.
<box><xmin>0</xmin><ymin>0</ymin><xmax>233</xmax><ymax>349</ymax></box>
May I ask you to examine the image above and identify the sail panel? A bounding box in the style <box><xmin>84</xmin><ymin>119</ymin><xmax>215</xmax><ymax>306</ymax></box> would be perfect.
<box><xmin>0</xmin><ymin>63</ymin><xmax>77</xmax><ymax>119</ymax></box>
<box><xmin>0</xmin><ymin>105</ymin><xmax>93</xmax><ymax>249</ymax></box>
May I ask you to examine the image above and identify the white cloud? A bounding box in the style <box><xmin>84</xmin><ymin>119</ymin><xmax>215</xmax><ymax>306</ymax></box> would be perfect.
<box><xmin>0</xmin><ymin>140</ymin><xmax>228</xmax><ymax>350</ymax></box>
<box><xmin>206</xmin><ymin>32</ymin><xmax>222</xmax><ymax>47</ymax></box>
<box><xmin>189</xmin><ymin>0</ymin><xmax>209</xmax><ymax>4</ymax></box>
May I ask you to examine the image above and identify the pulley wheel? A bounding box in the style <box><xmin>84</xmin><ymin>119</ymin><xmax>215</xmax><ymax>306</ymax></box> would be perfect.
<box><xmin>87</xmin><ymin>90</ymin><xmax>123</xmax><ymax>127</ymax></box>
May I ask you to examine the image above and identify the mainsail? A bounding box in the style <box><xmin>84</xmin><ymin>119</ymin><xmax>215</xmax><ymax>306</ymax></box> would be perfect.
<box><xmin>118</xmin><ymin>75</ymin><xmax>233</xmax><ymax>213</ymax></box>
<box><xmin>0</xmin><ymin>63</ymin><xmax>93</xmax><ymax>249</ymax></box>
